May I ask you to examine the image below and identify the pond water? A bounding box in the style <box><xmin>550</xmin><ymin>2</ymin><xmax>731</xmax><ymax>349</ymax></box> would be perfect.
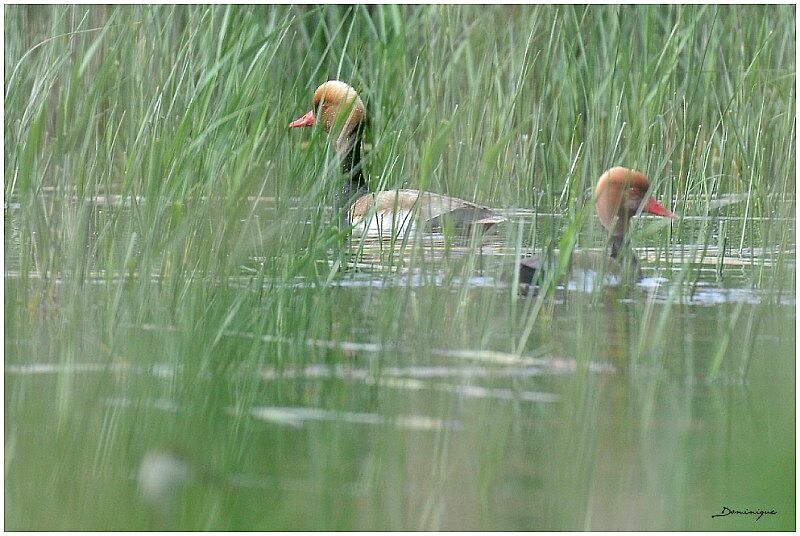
<box><xmin>4</xmin><ymin>196</ymin><xmax>796</xmax><ymax>530</ymax></box>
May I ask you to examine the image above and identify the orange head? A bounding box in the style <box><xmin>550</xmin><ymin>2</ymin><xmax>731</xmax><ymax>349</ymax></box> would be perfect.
<box><xmin>288</xmin><ymin>80</ymin><xmax>365</xmax><ymax>135</ymax></box>
<box><xmin>594</xmin><ymin>167</ymin><xmax>675</xmax><ymax>235</ymax></box>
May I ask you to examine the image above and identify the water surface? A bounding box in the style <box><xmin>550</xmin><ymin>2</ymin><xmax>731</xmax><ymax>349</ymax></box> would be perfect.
<box><xmin>4</xmin><ymin>196</ymin><xmax>795</xmax><ymax>530</ymax></box>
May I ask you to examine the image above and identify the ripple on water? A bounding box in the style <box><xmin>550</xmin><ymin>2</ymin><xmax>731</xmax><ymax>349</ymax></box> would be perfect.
<box><xmin>688</xmin><ymin>285</ymin><xmax>795</xmax><ymax>306</ymax></box>
<box><xmin>246</xmin><ymin>406</ymin><xmax>463</xmax><ymax>431</ymax></box>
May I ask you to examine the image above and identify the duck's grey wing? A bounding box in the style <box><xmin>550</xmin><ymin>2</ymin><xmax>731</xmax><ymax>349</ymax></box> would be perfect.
<box><xmin>415</xmin><ymin>191</ymin><xmax>505</xmax><ymax>232</ymax></box>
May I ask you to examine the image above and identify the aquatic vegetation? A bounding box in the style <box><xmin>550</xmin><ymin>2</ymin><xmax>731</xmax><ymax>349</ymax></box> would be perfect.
<box><xmin>5</xmin><ymin>5</ymin><xmax>795</xmax><ymax>530</ymax></box>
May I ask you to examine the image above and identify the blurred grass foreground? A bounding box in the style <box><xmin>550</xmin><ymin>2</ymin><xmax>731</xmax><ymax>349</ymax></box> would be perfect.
<box><xmin>4</xmin><ymin>4</ymin><xmax>796</xmax><ymax>530</ymax></box>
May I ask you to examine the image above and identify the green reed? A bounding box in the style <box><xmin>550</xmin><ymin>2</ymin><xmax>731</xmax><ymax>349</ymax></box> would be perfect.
<box><xmin>5</xmin><ymin>4</ymin><xmax>795</xmax><ymax>530</ymax></box>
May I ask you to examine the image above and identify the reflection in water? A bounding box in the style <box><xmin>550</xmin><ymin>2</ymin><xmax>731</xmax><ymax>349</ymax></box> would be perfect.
<box><xmin>4</xmin><ymin>196</ymin><xmax>795</xmax><ymax>530</ymax></box>
<box><xmin>138</xmin><ymin>448</ymin><xmax>193</xmax><ymax>517</ymax></box>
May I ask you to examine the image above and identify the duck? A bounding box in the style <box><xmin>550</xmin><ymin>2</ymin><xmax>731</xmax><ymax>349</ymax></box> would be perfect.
<box><xmin>519</xmin><ymin>166</ymin><xmax>675</xmax><ymax>287</ymax></box>
<box><xmin>289</xmin><ymin>80</ymin><xmax>505</xmax><ymax>236</ymax></box>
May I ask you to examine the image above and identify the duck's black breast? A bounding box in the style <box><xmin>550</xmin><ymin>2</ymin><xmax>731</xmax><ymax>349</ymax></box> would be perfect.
<box><xmin>518</xmin><ymin>253</ymin><xmax>553</xmax><ymax>286</ymax></box>
<box><xmin>517</xmin><ymin>249</ymin><xmax>642</xmax><ymax>288</ymax></box>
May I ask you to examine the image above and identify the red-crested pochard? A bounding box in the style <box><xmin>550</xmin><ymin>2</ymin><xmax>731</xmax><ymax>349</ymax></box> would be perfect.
<box><xmin>519</xmin><ymin>166</ymin><xmax>675</xmax><ymax>286</ymax></box>
<box><xmin>289</xmin><ymin>80</ymin><xmax>504</xmax><ymax>235</ymax></box>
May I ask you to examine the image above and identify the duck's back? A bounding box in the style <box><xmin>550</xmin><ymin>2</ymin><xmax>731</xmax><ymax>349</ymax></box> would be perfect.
<box><xmin>350</xmin><ymin>189</ymin><xmax>503</xmax><ymax>234</ymax></box>
<box><xmin>415</xmin><ymin>191</ymin><xmax>503</xmax><ymax>231</ymax></box>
